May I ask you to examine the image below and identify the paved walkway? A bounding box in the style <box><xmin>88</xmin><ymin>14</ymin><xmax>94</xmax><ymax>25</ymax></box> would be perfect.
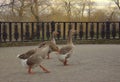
<box><xmin>0</xmin><ymin>45</ymin><xmax>120</xmax><ymax>82</ymax></box>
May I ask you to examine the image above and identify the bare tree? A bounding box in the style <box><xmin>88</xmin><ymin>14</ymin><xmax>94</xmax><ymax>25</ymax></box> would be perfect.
<box><xmin>30</xmin><ymin>0</ymin><xmax>51</xmax><ymax>21</ymax></box>
<box><xmin>0</xmin><ymin>0</ymin><xmax>51</xmax><ymax>21</ymax></box>
<box><xmin>113</xmin><ymin>0</ymin><xmax>120</xmax><ymax>9</ymax></box>
<box><xmin>10</xmin><ymin>0</ymin><xmax>15</xmax><ymax>14</ymax></box>
<box><xmin>106</xmin><ymin>0</ymin><xmax>119</xmax><ymax>21</ymax></box>
<box><xmin>74</xmin><ymin>0</ymin><xmax>88</xmax><ymax>21</ymax></box>
<box><xmin>60</xmin><ymin>0</ymin><xmax>84</xmax><ymax>21</ymax></box>
<box><xmin>61</xmin><ymin>0</ymin><xmax>73</xmax><ymax>21</ymax></box>
<box><xmin>0</xmin><ymin>0</ymin><xmax>15</xmax><ymax>21</ymax></box>
<box><xmin>86</xmin><ymin>0</ymin><xmax>95</xmax><ymax>21</ymax></box>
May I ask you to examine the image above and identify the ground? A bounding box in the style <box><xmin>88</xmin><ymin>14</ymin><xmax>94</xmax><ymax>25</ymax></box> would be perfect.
<box><xmin>0</xmin><ymin>45</ymin><xmax>120</xmax><ymax>82</ymax></box>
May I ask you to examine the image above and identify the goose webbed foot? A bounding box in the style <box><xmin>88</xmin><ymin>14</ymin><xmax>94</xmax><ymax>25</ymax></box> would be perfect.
<box><xmin>64</xmin><ymin>59</ymin><xmax>68</xmax><ymax>66</ymax></box>
<box><xmin>28</xmin><ymin>66</ymin><xmax>34</xmax><ymax>74</ymax></box>
<box><xmin>39</xmin><ymin>65</ymin><xmax>50</xmax><ymax>73</ymax></box>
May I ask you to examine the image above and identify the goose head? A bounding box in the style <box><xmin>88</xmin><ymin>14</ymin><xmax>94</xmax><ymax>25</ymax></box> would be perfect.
<box><xmin>38</xmin><ymin>41</ymin><xmax>59</xmax><ymax>52</ymax></box>
<box><xmin>52</xmin><ymin>31</ymin><xmax>59</xmax><ymax>36</ymax></box>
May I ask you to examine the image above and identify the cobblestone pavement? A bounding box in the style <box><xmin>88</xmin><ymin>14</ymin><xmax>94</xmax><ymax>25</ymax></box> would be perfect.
<box><xmin>0</xmin><ymin>45</ymin><xmax>120</xmax><ymax>82</ymax></box>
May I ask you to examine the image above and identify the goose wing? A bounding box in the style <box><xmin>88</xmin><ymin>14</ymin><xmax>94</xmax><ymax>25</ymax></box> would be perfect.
<box><xmin>26</xmin><ymin>55</ymin><xmax>42</xmax><ymax>66</ymax></box>
<box><xmin>18</xmin><ymin>49</ymin><xmax>36</xmax><ymax>59</ymax></box>
<box><xmin>59</xmin><ymin>45</ymin><xmax>73</xmax><ymax>54</ymax></box>
<box><xmin>26</xmin><ymin>47</ymin><xmax>48</xmax><ymax>66</ymax></box>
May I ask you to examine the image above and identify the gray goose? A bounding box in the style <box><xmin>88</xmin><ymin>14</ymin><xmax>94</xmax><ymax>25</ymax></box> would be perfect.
<box><xmin>17</xmin><ymin>42</ymin><xmax>59</xmax><ymax>74</ymax></box>
<box><xmin>57</xmin><ymin>28</ymin><xmax>75</xmax><ymax>66</ymax></box>
<box><xmin>39</xmin><ymin>31</ymin><xmax>58</xmax><ymax>59</ymax></box>
<box><xmin>17</xmin><ymin>31</ymin><xmax>58</xmax><ymax>60</ymax></box>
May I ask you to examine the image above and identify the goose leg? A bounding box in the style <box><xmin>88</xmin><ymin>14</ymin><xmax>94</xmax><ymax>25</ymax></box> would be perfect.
<box><xmin>47</xmin><ymin>51</ymin><xmax>51</xmax><ymax>59</ymax></box>
<box><xmin>39</xmin><ymin>65</ymin><xmax>50</xmax><ymax>73</ymax></box>
<box><xmin>28</xmin><ymin>66</ymin><xmax>34</xmax><ymax>74</ymax></box>
<box><xmin>64</xmin><ymin>58</ymin><xmax>68</xmax><ymax>66</ymax></box>
<box><xmin>47</xmin><ymin>54</ymin><xmax>50</xmax><ymax>59</ymax></box>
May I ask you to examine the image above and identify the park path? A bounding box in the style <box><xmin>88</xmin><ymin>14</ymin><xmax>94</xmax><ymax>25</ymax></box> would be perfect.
<box><xmin>0</xmin><ymin>45</ymin><xmax>120</xmax><ymax>82</ymax></box>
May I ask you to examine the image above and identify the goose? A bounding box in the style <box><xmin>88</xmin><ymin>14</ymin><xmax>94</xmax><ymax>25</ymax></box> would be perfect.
<box><xmin>38</xmin><ymin>31</ymin><xmax>58</xmax><ymax>59</ymax></box>
<box><xmin>17</xmin><ymin>31</ymin><xmax>58</xmax><ymax>59</ymax></box>
<box><xmin>17</xmin><ymin>42</ymin><xmax>59</xmax><ymax>74</ymax></box>
<box><xmin>57</xmin><ymin>28</ymin><xmax>75</xmax><ymax>66</ymax></box>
